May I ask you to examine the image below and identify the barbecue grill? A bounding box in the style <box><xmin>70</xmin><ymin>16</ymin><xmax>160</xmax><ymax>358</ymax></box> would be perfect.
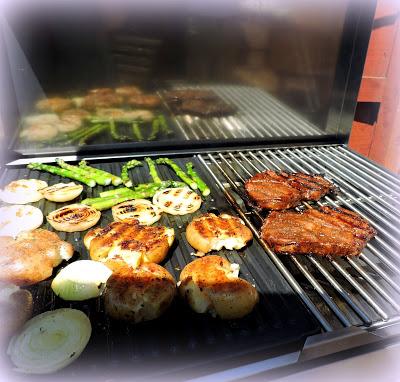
<box><xmin>2</xmin><ymin>1</ymin><xmax>399</xmax><ymax>380</ymax></box>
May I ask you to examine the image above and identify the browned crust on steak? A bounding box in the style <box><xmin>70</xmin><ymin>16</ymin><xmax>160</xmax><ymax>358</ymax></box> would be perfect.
<box><xmin>261</xmin><ymin>206</ymin><xmax>376</xmax><ymax>257</ymax></box>
<box><xmin>245</xmin><ymin>170</ymin><xmax>335</xmax><ymax>210</ymax></box>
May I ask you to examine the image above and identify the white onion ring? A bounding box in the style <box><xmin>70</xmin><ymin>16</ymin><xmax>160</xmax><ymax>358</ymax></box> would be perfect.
<box><xmin>7</xmin><ymin>308</ymin><xmax>91</xmax><ymax>374</ymax></box>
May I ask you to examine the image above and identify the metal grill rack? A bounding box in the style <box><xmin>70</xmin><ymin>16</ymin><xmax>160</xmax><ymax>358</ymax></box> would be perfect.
<box><xmin>198</xmin><ymin>144</ymin><xmax>400</xmax><ymax>331</ymax></box>
<box><xmin>160</xmin><ymin>85</ymin><xmax>324</xmax><ymax>141</ymax></box>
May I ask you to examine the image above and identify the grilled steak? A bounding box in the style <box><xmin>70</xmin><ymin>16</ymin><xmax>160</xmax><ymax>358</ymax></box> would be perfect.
<box><xmin>164</xmin><ymin>89</ymin><xmax>216</xmax><ymax>102</ymax></box>
<box><xmin>245</xmin><ymin>170</ymin><xmax>335</xmax><ymax>210</ymax></box>
<box><xmin>261</xmin><ymin>206</ymin><xmax>376</xmax><ymax>257</ymax></box>
<box><xmin>165</xmin><ymin>89</ymin><xmax>236</xmax><ymax>117</ymax></box>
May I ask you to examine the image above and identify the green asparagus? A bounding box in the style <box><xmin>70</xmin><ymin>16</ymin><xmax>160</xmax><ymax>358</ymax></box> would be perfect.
<box><xmin>83</xmin><ymin>187</ymin><xmax>161</xmax><ymax>210</ymax></box>
<box><xmin>99</xmin><ymin>188</ymin><xmax>133</xmax><ymax>198</ymax></box>
<box><xmin>78</xmin><ymin>125</ymin><xmax>108</xmax><ymax>145</ymax></box>
<box><xmin>132</xmin><ymin>121</ymin><xmax>144</xmax><ymax>141</ymax></box>
<box><xmin>56</xmin><ymin>158</ymin><xmax>111</xmax><ymax>186</ymax></box>
<box><xmin>121</xmin><ymin>159</ymin><xmax>142</xmax><ymax>188</ymax></box>
<box><xmin>158</xmin><ymin>115</ymin><xmax>172</xmax><ymax>136</ymax></box>
<box><xmin>155</xmin><ymin>158</ymin><xmax>197</xmax><ymax>190</ymax></box>
<box><xmin>79</xmin><ymin>161</ymin><xmax>122</xmax><ymax>186</ymax></box>
<box><xmin>61</xmin><ymin>124</ymin><xmax>103</xmax><ymax>145</ymax></box>
<box><xmin>109</xmin><ymin>120</ymin><xmax>130</xmax><ymax>141</ymax></box>
<box><xmin>148</xmin><ymin>118</ymin><xmax>160</xmax><ymax>141</ymax></box>
<box><xmin>27</xmin><ymin>163</ymin><xmax>96</xmax><ymax>187</ymax></box>
<box><xmin>145</xmin><ymin>157</ymin><xmax>162</xmax><ymax>183</ymax></box>
<box><xmin>186</xmin><ymin>162</ymin><xmax>211</xmax><ymax>196</ymax></box>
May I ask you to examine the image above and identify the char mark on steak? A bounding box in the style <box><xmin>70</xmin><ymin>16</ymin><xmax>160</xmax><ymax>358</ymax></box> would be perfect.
<box><xmin>261</xmin><ymin>206</ymin><xmax>376</xmax><ymax>257</ymax></box>
<box><xmin>245</xmin><ymin>170</ymin><xmax>336</xmax><ymax>210</ymax></box>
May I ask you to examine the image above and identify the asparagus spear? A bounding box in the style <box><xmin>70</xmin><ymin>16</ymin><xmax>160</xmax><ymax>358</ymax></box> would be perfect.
<box><xmin>132</xmin><ymin>121</ymin><xmax>144</xmax><ymax>141</ymax></box>
<box><xmin>79</xmin><ymin>161</ymin><xmax>122</xmax><ymax>186</ymax></box>
<box><xmin>155</xmin><ymin>158</ymin><xmax>197</xmax><ymax>190</ymax></box>
<box><xmin>78</xmin><ymin>125</ymin><xmax>108</xmax><ymax>145</ymax></box>
<box><xmin>120</xmin><ymin>159</ymin><xmax>142</xmax><ymax>188</ymax></box>
<box><xmin>99</xmin><ymin>180</ymin><xmax>186</xmax><ymax>198</ymax></box>
<box><xmin>56</xmin><ymin>158</ymin><xmax>111</xmax><ymax>186</ymax></box>
<box><xmin>27</xmin><ymin>163</ymin><xmax>96</xmax><ymax>187</ymax></box>
<box><xmin>61</xmin><ymin>124</ymin><xmax>103</xmax><ymax>145</ymax></box>
<box><xmin>83</xmin><ymin>186</ymin><xmax>160</xmax><ymax>210</ymax></box>
<box><xmin>148</xmin><ymin>118</ymin><xmax>160</xmax><ymax>141</ymax></box>
<box><xmin>158</xmin><ymin>115</ymin><xmax>173</xmax><ymax>136</ymax></box>
<box><xmin>145</xmin><ymin>157</ymin><xmax>162</xmax><ymax>183</ymax></box>
<box><xmin>109</xmin><ymin>120</ymin><xmax>130</xmax><ymax>141</ymax></box>
<box><xmin>186</xmin><ymin>162</ymin><xmax>211</xmax><ymax>196</ymax></box>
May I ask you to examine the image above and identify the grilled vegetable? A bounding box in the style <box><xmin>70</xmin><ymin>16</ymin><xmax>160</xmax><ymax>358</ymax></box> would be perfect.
<box><xmin>47</xmin><ymin>204</ymin><xmax>101</xmax><ymax>232</ymax></box>
<box><xmin>121</xmin><ymin>159</ymin><xmax>142</xmax><ymax>188</ymax></box>
<box><xmin>0</xmin><ymin>205</ymin><xmax>43</xmax><ymax>237</ymax></box>
<box><xmin>158</xmin><ymin>115</ymin><xmax>172</xmax><ymax>136</ymax></box>
<box><xmin>112</xmin><ymin>199</ymin><xmax>162</xmax><ymax>225</ymax></box>
<box><xmin>79</xmin><ymin>160</ymin><xmax>122</xmax><ymax>186</ymax></box>
<box><xmin>145</xmin><ymin>157</ymin><xmax>162</xmax><ymax>183</ymax></box>
<box><xmin>7</xmin><ymin>308</ymin><xmax>91</xmax><ymax>374</ymax></box>
<box><xmin>40</xmin><ymin>183</ymin><xmax>83</xmax><ymax>202</ymax></box>
<box><xmin>1</xmin><ymin>179</ymin><xmax>47</xmax><ymax>204</ymax></box>
<box><xmin>155</xmin><ymin>158</ymin><xmax>197</xmax><ymax>190</ymax></box>
<box><xmin>98</xmin><ymin>181</ymin><xmax>186</xmax><ymax>199</ymax></box>
<box><xmin>186</xmin><ymin>162</ymin><xmax>211</xmax><ymax>196</ymax></box>
<box><xmin>56</xmin><ymin>158</ymin><xmax>111</xmax><ymax>186</ymax></box>
<box><xmin>109</xmin><ymin>119</ymin><xmax>130</xmax><ymax>141</ymax></box>
<box><xmin>132</xmin><ymin>121</ymin><xmax>144</xmax><ymax>141</ymax></box>
<box><xmin>51</xmin><ymin>260</ymin><xmax>112</xmax><ymax>301</ymax></box>
<box><xmin>148</xmin><ymin>118</ymin><xmax>160</xmax><ymax>140</ymax></box>
<box><xmin>153</xmin><ymin>187</ymin><xmax>202</xmax><ymax>215</ymax></box>
<box><xmin>59</xmin><ymin>123</ymin><xmax>103</xmax><ymax>145</ymax></box>
<box><xmin>78</xmin><ymin>124</ymin><xmax>108</xmax><ymax>145</ymax></box>
<box><xmin>82</xmin><ymin>187</ymin><xmax>161</xmax><ymax>211</ymax></box>
<box><xmin>27</xmin><ymin>163</ymin><xmax>96</xmax><ymax>187</ymax></box>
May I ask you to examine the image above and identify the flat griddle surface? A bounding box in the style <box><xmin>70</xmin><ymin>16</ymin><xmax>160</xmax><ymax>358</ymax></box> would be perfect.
<box><xmin>0</xmin><ymin>155</ymin><xmax>320</xmax><ymax>379</ymax></box>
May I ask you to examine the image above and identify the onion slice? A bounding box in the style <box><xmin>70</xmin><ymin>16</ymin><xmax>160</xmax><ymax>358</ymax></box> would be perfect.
<box><xmin>0</xmin><ymin>205</ymin><xmax>43</xmax><ymax>237</ymax></box>
<box><xmin>41</xmin><ymin>183</ymin><xmax>83</xmax><ymax>202</ymax></box>
<box><xmin>7</xmin><ymin>308</ymin><xmax>91</xmax><ymax>374</ymax></box>
<box><xmin>112</xmin><ymin>199</ymin><xmax>161</xmax><ymax>225</ymax></box>
<box><xmin>47</xmin><ymin>204</ymin><xmax>101</xmax><ymax>232</ymax></box>
<box><xmin>153</xmin><ymin>187</ymin><xmax>202</xmax><ymax>215</ymax></box>
<box><xmin>1</xmin><ymin>179</ymin><xmax>47</xmax><ymax>204</ymax></box>
<box><xmin>51</xmin><ymin>260</ymin><xmax>112</xmax><ymax>301</ymax></box>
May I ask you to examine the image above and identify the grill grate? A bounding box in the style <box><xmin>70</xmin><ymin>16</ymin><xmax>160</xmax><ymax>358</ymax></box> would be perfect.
<box><xmin>160</xmin><ymin>85</ymin><xmax>324</xmax><ymax>141</ymax></box>
<box><xmin>198</xmin><ymin>144</ymin><xmax>400</xmax><ymax>331</ymax></box>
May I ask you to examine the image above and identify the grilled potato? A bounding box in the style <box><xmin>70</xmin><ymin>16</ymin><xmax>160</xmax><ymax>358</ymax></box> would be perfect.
<box><xmin>104</xmin><ymin>260</ymin><xmax>175</xmax><ymax>323</ymax></box>
<box><xmin>179</xmin><ymin>255</ymin><xmax>258</xmax><ymax>319</ymax></box>
<box><xmin>186</xmin><ymin>213</ymin><xmax>253</xmax><ymax>254</ymax></box>
<box><xmin>84</xmin><ymin>220</ymin><xmax>174</xmax><ymax>268</ymax></box>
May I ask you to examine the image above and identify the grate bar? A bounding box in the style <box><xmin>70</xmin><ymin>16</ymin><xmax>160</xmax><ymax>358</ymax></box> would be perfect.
<box><xmin>337</xmin><ymin>146</ymin><xmax>400</xmax><ymax>185</ymax></box>
<box><xmin>320</xmin><ymin>147</ymin><xmax>400</xmax><ymax>195</ymax></box>
<box><xmin>200</xmin><ymin>154</ymin><xmax>333</xmax><ymax>331</ymax></box>
<box><xmin>330</xmin><ymin>147</ymin><xmax>400</xmax><ymax>191</ymax></box>
<box><xmin>305</xmin><ymin>148</ymin><xmax>400</xmax><ymax>212</ymax></box>
<box><xmin>308</xmin><ymin>257</ymin><xmax>371</xmax><ymax>324</ymax></box>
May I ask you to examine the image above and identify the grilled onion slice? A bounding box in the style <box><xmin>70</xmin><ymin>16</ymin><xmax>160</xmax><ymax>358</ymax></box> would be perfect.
<box><xmin>7</xmin><ymin>308</ymin><xmax>91</xmax><ymax>374</ymax></box>
<box><xmin>51</xmin><ymin>260</ymin><xmax>112</xmax><ymax>301</ymax></box>
<box><xmin>112</xmin><ymin>199</ymin><xmax>162</xmax><ymax>225</ymax></box>
<box><xmin>1</xmin><ymin>179</ymin><xmax>47</xmax><ymax>204</ymax></box>
<box><xmin>0</xmin><ymin>205</ymin><xmax>43</xmax><ymax>237</ymax></box>
<box><xmin>47</xmin><ymin>204</ymin><xmax>101</xmax><ymax>232</ymax></box>
<box><xmin>41</xmin><ymin>183</ymin><xmax>83</xmax><ymax>202</ymax></box>
<box><xmin>153</xmin><ymin>187</ymin><xmax>202</xmax><ymax>215</ymax></box>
